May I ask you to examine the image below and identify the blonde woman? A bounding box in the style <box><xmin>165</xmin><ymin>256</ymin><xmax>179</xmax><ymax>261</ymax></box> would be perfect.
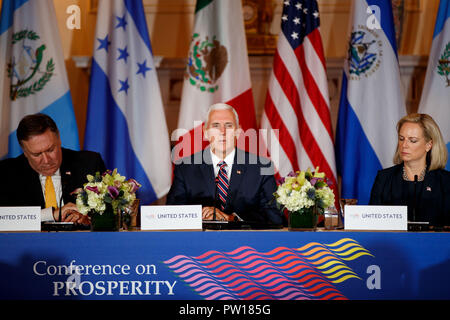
<box><xmin>369</xmin><ymin>113</ymin><xmax>450</xmax><ymax>227</ymax></box>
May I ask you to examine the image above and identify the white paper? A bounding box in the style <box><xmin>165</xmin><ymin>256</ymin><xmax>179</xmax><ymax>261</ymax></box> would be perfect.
<box><xmin>140</xmin><ymin>205</ymin><xmax>202</xmax><ymax>231</ymax></box>
<box><xmin>344</xmin><ymin>205</ymin><xmax>407</xmax><ymax>231</ymax></box>
<box><xmin>0</xmin><ymin>207</ymin><xmax>41</xmax><ymax>231</ymax></box>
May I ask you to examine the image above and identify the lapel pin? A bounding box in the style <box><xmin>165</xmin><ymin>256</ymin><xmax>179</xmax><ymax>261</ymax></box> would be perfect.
<box><xmin>237</xmin><ymin>170</ymin><xmax>241</xmax><ymax>175</ymax></box>
<box><xmin>65</xmin><ymin>171</ymin><xmax>71</xmax><ymax>176</ymax></box>
<box><xmin>426</xmin><ymin>186</ymin><xmax>431</xmax><ymax>192</ymax></box>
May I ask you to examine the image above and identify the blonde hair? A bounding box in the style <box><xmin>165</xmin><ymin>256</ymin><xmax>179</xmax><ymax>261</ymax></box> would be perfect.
<box><xmin>394</xmin><ymin>113</ymin><xmax>448</xmax><ymax>170</ymax></box>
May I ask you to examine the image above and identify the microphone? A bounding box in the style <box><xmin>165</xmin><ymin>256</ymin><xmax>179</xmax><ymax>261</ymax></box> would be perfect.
<box><xmin>408</xmin><ymin>174</ymin><xmax>430</xmax><ymax>231</ymax></box>
<box><xmin>41</xmin><ymin>175</ymin><xmax>74</xmax><ymax>231</ymax></box>
<box><xmin>58</xmin><ymin>178</ymin><xmax>67</xmax><ymax>222</ymax></box>
<box><xmin>58</xmin><ymin>193</ymin><xmax>63</xmax><ymax>222</ymax></box>
<box><xmin>413</xmin><ymin>174</ymin><xmax>418</xmax><ymax>222</ymax></box>
<box><xmin>213</xmin><ymin>177</ymin><xmax>219</xmax><ymax>221</ymax></box>
<box><xmin>58</xmin><ymin>172</ymin><xmax>71</xmax><ymax>222</ymax></box>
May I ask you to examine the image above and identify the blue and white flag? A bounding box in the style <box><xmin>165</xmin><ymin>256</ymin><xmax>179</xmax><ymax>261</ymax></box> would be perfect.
<box><xmin>84</xmin><ymin>0</ymin><xmax>171</xmax><ymax>204</ymax></box>
<box><xmin>418</xmin><ymin>0</ymin><xmax>450</xmax><ymax>170</ymax></box>
<box><xmin>336</xmin><ymin>0</ymin><xmax>406</xmax><ymax>204</ymax></box>
<box><xmin>0</xmin><ymin>0</ymin><xmax>79</xmax><ymax>159</ymax></box>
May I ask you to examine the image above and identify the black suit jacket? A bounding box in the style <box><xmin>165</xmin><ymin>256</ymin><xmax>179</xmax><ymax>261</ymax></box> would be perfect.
<box><xmin>166</xmin><ymin>148</ymin><xmax>283</xmax><ymax>225</ymax></box>
<box><xmin>369</xmin><ymin>164</ymin><xmax>450</xmax><ymax>226</ymax></box>
<box><xmin>0</xmin><ymin>148</ymin><xmax>106</xmax><ymax>208</ymax></box>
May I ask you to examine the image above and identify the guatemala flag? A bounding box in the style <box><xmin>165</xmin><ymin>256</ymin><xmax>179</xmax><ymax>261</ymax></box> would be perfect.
<box><xmin>0</xmin><ymin>0</ymin><xmax>79</xmax><ymax>159</ymax></box>
<box><xmin>336</xmin><ymin>0</ymin><xmax>406</xmax><ymax>204</ymax></box>
<box><xmin>418</xmin><ymin>0</ymin><xmax>450</xmax><ymax>170</ymax></box>
<box><xmin>84</xmin><ymin>0</ymin><xmax>172</xmax><ymax>204</ymax></box>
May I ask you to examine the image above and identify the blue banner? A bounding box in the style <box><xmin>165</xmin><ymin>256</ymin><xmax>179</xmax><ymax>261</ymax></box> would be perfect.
<box><xmin>0</xmin><ymin>231</ymin><xmax>449</xmax><ymax>300</ymax></box>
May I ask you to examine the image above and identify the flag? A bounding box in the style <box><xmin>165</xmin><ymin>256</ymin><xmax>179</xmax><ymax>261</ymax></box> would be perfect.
<box><xmin>174</xmin><ymin>0</ymin><xmax>257</xmax><ymax>158</ymax></box>
<box><xmin>260</xmin><ymin>0</ymin><xmax>339</xmax><ymax>206</ymax></box>
<box><xmin>84</xmin><ymin>0</ymin><xmax>171</xmax><ymax>204</ymax></box>
<box><xmin>418</xmin><ymin>0</ymin><xmax>450</xmax><ymax>170</ymax></box>
<box><xmin>336</xmin><ymin>0</ymin><xmax>406</xmax><ymax>205</ymax></box>
<box><xmin>0</xmin><ymin>0</ymin><xmax>79</xmax><ymax>159</ymax></box>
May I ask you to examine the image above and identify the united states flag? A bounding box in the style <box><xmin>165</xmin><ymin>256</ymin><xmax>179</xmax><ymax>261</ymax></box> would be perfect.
<box><xmin>260</xmin><ymin>0</ymin><xmax>338</xmax><ymax>206</ymax></box>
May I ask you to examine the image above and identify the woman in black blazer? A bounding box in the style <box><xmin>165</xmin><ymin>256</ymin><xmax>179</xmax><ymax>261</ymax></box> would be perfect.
<box><xmin>369</xmin><ymin>113</ymin><xmax>450</xmax><ymax>227</ymax></box>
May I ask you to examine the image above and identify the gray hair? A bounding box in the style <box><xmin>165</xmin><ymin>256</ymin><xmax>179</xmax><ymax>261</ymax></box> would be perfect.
<box><xmin>205</xmin><ymin>103</ymin><xmax>240</xmax><ymax>128</ymax></box>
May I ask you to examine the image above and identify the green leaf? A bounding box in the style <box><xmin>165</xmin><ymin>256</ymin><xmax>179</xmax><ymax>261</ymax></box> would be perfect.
<box><xmin>104</xmin><ymin>195</ymin><xmax>112</xmax><ymax>204</ymax></box>
<box><xmin>315</xmin><ymin>181</ymin><xmax>327</xmax><ymax>188</ymax></box>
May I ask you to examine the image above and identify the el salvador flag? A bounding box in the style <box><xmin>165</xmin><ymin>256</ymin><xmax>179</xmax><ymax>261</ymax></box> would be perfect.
<box><xmin>84</xmin><ymin>0</ymin><xmax>172</xmax><ymax>204</ymax></box>
<box><xmin>418</xmin><ymin>0</ymin><xmax>450</xmax><ymax>170</ymax></box>
<box><xmin>336</xmin><ymin>0</ymin><xmax>406</xmax><ymax>204</ymax></box>
<box><xmin>0</xmin><ymin>0</ymin><xmax>79</xmax><ymax>159</ymax></box>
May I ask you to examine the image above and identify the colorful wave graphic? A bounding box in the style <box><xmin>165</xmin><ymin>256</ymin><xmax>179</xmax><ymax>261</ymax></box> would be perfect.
<box><xmin>164</xmin><ymin>238</ymin><xmax>373</xmax><ymax>300</ymax></box>
<box><xmin>295</xmin><ymin>238</ymin><xmax>374</xmax><ymax>284</ymax></box>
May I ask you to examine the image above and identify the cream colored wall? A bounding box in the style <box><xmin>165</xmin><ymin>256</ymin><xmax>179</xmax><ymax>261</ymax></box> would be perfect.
<box><xmin>53</xmin><ymin>0</ymin><xmax>441</xmax><ymax>58</ymax></box>
<box><xmin>20</xmin><ymin>0</ymin><xmax>441</xmax><ymax>145</ymax></box>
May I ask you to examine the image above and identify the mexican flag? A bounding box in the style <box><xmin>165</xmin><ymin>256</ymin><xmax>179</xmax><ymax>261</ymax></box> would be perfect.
<box><xmin>174</xmin><ymin>0</ymin><xmax>256</xmax><ymax>159</ymax></box>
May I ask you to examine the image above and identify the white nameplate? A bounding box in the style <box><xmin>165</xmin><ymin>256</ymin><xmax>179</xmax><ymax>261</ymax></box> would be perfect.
<box><xmin>140</xmin><ymin>205</ymin><xmax>202</xmax><ymax>231</ymax></box>
<box><xmin>344</xmin><ymin>205</ymin><xmax>407</xmax><ymax>231</ymax></box>
<box><xmin>0</xmin><ymin>207</ymin><xmax>41</xmax><ymax>231</ymax></box>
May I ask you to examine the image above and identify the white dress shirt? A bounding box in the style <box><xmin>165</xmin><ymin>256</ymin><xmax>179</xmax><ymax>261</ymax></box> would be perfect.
<box><xmin>210</xmin><ymin>148</ymin><xmax>235</xmax><ymax>182</ymax></box>
<box><xmin>39</xmin><ymin>169</ymin><xmax>63</xmax><ymax>222</ymax></box>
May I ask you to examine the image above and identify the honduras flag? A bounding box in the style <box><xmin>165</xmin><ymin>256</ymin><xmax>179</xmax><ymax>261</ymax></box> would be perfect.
<box><xmin>336</xmin><ymin>0</ymin><xmax>406</xmax><ymax>204</ymax></box>
<box><xmin>0</xmin><ymin>0</ymin><xmax>79</xmax><ymax>159</ymax></box>
<box><xmin>418</xmin><ymin>0</ymin><xmax>450</xmax><ymax>170</ymax></box>
<box><xmin>84</xmin><ymin>0</ymin><xmax>172</xmax><ymax>204</ymax></box>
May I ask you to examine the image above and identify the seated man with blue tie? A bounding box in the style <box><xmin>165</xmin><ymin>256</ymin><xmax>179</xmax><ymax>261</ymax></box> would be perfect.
<box><xmin>0</xmin><ymin>114</ymin><xmax>106</xmax><ymax>225</ymax></box>
<box><xmin>166</xmin><ymin>103</ymin><xmax>283</xmax><ymax>225</ymax></box>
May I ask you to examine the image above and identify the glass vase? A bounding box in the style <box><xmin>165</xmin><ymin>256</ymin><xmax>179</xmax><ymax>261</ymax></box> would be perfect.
<box><xmin>288</xmin><ymin>207</ymin><xmax>318</xmax><ymax>231</ymax></box>
<box><xmin>120</xmin><ymin>199</ymin><xmax>140</xmax><ymax>231</ymax></box>
<box><xmin>90</xmin><ymin>205</ymin><xmax>119</xmax><ymax>231</ymax></box>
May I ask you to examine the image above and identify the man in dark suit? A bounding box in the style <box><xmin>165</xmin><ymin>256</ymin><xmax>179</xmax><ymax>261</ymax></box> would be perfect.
<box><xmin>0</xmin><ymin>114</ymin><xmax>106</xmax><ymax>224</ymax></box>
<box><xmin>166</xmin><ymin>103</ymin><xmax>283</xmax><ymax>225</ymax></box>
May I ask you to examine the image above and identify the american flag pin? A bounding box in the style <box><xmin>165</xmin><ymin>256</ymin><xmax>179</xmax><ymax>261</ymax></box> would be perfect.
<box><xmin>426</xmin><ymin>186</ymin><xmax>432</xmax><ymax>192</ymax></box>
<box><xmin>237</xmin><ymin>170</ymin><xmax>241</xmax><ymax>174</ymax></box>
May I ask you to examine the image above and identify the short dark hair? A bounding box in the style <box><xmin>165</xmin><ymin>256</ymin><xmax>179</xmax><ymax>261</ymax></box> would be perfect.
<box><xmin>16</xmin><ymin>113</ymin><xmax>59</xmax><ymax>146</ymax></box>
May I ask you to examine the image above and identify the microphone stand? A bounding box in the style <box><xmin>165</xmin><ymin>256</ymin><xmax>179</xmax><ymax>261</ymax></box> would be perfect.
<box><xmin>413</xmin><ymin>174</ymin><xmax>418</xmax><ymax>223</ymax></box>
<box><xmin>58</xmin><ymin>192</ymin><xmax>63</xmax><ymax>222</ymax></box>
<box><xmin>58</xmin><ymin>177</ymin><xmax>68</xmax><ymax>222</ymax></box>
<box><xmin>213</xmin><ymin>177</ymin><xmax>219</xmax><ymax>221</ymax></box>
<box><xmin>42</xmin><ymin>178</ymin><xmax>73</xmax><ymax>231</ymax></box>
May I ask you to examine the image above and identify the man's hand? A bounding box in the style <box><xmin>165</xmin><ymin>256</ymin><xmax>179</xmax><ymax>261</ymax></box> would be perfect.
<box><xmin>53</xmin><ymin>203</ymin><xmax>90</xmax><ymax>225</ymax></box>
<box><xmin>202</xmin><ymin>206</ymin><xmax>233</xmax><ymax>221</ymax></box>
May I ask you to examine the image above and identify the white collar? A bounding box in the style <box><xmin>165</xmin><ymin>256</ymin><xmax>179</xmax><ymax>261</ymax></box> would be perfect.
<box><xmin>39</xmin><ymin>168</ymin><xmax>61</xmax><ymax>180</ymax></box>
<box><xmin>210</xmin><ymin>148</ymin><xmax>235</xmax><ymax>167</ymax></box>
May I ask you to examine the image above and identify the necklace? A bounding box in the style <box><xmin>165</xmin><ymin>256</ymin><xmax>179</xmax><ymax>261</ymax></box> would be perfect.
<box><xmin>402</xmin><ymin>165</ymin><xmax>427</xmax><ymax>182</ymax></box>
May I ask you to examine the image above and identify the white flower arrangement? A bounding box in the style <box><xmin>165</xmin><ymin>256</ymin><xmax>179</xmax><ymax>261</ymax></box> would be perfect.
<box><xmin>275</xmin><ymin>167</ymin><xmax>335</xmax><ymax>214</ymax></box>
<box><xmin>74</xmin><ymin>169</ymin><xmax>140</xmax><ymax>216</ymax></box>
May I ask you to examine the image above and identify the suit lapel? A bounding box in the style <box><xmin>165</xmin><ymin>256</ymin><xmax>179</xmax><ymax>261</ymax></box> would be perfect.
<box><xmin>20</xmin><ymin>156</ymin><xmax>45</xmax><ymax>208</ymax></box>
<box><xmin>31</xmin><ymin>171</ymin><xmax>45</xmax><ymax>208</ymax></box>
<box><xmin>200</xmin><ymin>148</ymin><xmax>216</xmax><ymax>198</ymax></box>
<box><xmin>422</xmin><ymin>170</ymin><xmax>437</xmax><ymax>202</ymax></box>
<box><xmin>60</xmin><ymin>149</ymin><xmax>77</xmax><ymax>204</ymax></box>
<box><xmin>390</xmin><ymin>165</ymin><xmax>404</xmax><ymax>203</ymax></box>
<box><xmin>60</xmin><ymin>164</ymin><xmax>72</xmax><ymax>204</ymax></box>
<box><xmin>227</xmin><ymin>149</ymin><xmax>246</xmax><ymax>208</ymax></box>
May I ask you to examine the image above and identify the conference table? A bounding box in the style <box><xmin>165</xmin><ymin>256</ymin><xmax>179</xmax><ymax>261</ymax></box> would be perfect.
<box><xmin>0</xmin><ymin>228</ymin><xmax>449</xmax><ymax>301</ymax></box>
